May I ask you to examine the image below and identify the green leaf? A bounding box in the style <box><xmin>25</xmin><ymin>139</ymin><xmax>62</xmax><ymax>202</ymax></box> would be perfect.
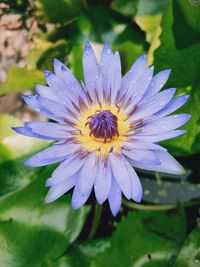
<box><xmin>111</xmin><ymin>0</ymin><xmax>139</xmax><ymax>17</ymax></box>
<box><xmin>0</xmin><ymin>67</ymin><xmax>44</xmax><ymax>95</ymax></box>
<box><xmin>35</xmin><ymin>0</ymin><xmax>84</xmax><ymax>24</ymax></box>
<box><xmin>135</xmin><ymin>0</ymin><xmax>169</xmax><ymax>43</ymax></box>
<box><xmin>173</xmin><ymin>224</ymin><xmax>200</xmax><ymax>266</ymax></box>
<box><xmin>153</xmin><ymin>0</ymin><xmax>200</xmax><ymax>86</ymax></box>
<box><xmin>55</xmin><ymin>239</ymin><xmax>110</xmax><ymax>267</ymax></box>
<box><xmin>0</xmin><ymin>168</ymin><xmax>90</xmax><ymax>267</ymax></box>
<box><xmin>92</xmin><ymin>209</ymin><xmax>186</xmax><ymax>267</ymax></box>
<box><xmin>0</xmin><ymin>114</ymin><xmax>51</xmax><ymax>196</ymax></box>
<box><xmin>151</xmin><ymin>0</ymin><xmax>200</xmax><ymax>155</ymax></box>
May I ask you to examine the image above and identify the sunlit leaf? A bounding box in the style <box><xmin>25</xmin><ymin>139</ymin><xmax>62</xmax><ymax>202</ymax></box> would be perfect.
<box><xmin>173</xmin><ymin>224</ymin><xmax>200</xmax><ymax>266</ymax></box>
<box><xmin>0</xmin><ymin>67</ymin><xmax>44</xmax><ymax>95</ymax></box>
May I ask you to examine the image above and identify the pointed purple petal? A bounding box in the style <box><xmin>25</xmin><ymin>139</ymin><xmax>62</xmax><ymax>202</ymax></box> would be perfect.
<box><xmin>45</xmin><ymin>173</ymin><xmax>78</xmax><ymax>203</ymax></box>
<box><xmin>123</xmin><ymin>149</ymin><xmax>160</xmax><ymax>165</ymax></box>
<box><xmin>140</xmin><ymin>114</ymin><xmax>191</xmax><ymax>135</ymax></box>
<box><xmin>154</xmin><ymin>94</ymin><xmax>190</xmax><ymax>118</ymax></box>
<box><xmin>109</xmin><ymin>154</ymin><xmax>132</xmax><ymax>199</ymax></box>
<box><xmin>24</xmin><ymin>122</ymin><xmax>72</xmax><ymax>139</ymax></box>
<box><xmin>108</xmin><ymin>178</ymin><xmax>122</xmax><ymax>216</ymax></box>
<box><xmin>130</xmin><ymin>88</ymin><xmax>176</xmax><ymax>120</ymax></box>
<box><xmin>35</xmin><ymin>84</ymin><xmax>58</xmax><ymax>102</ymax></box>
<box><xmin>133</xmin><ymin>130</ymin><xmax>187</xmax><ymax>142</ymax></box>
<box><xmin>94</xmin><ymin>158</ymin><xmax>112</xmax><ymax>204</ymax></box>
<box><xmin>82</xmin><ymin>41</ymin><xmax>102</xmax><ymax>101</ymax></box>
<box><xmin>129</xmin><ymin>151</ymin><xmax>185</xmax><ymax>175</ymax></box>
<box><xmin>46</xmin><ymin>156</ymin><xmax>86</xmax><ymax>186</ymax></box>
<box><xmin>75</xmin><ymin>153</ymin><xmax>97</xmax><ymax>195</ymax></box>
<box><xmin>125</xmin><ymin>160</ymin><xmax>143</xmax><ymax>202</ymax></box>
<box><xmin>144</xmin><ymin>69</ymin><xmax>171</xmax><ymax>98</ymax></box>
<box><xmin>25</xmin><ymin>143</ymin><xmax>80</xmax><ymax>167</ymax></box>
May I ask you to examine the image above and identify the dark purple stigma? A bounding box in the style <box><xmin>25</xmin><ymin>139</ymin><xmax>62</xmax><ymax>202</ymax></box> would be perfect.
<box><xmin>85</xmin><ymin>110</ymin><xmax>119</xmax><ymax>143</ymax></box>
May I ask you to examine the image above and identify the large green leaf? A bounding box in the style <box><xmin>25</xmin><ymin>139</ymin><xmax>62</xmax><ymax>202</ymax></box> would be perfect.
<box><xmin>92</xmin><ymin>209</ymin><xmax>186</xmax><ymax>267</ymax></box>
<box><xmin>55</xmin><ymin>239</ymin><xmax>110</xmax><ymax>267</ymax></box>
<box><xmin>0</xmin><ymin>114</ymin><xmax>50</xmax><ymax>196</ymax></box>
<box><xmin>35</xmin><ymin>0</ymin><xmax>84</xmax><ymax>24</ymax></box>
<box><xmin>0</xmin><ymin>67</ymin><xmax>44</xmax><ymax>95</ymax></box>
<box><xmin>173</xmin><ymin>224</ymin><xmax>200</xmax><ymax>266</ymax></box>
<box><xmin>0</xmin><ymin>167</ymin><xmax>90</xmax><ymax>267</ymax></box>
<box><xmin>151</xmin><ymin>0</ymin><xmax>200</xmax><ymax>155</ymax></box>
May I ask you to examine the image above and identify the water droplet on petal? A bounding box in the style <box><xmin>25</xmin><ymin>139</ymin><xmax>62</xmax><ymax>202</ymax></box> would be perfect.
<box><xmin>160</xmin><ymin>101</ymin><xmax>165</xmax><ymax>106</ymax></box>
<box><xmin>106</xmin><ymin>48</ymin><xmax>112</xmax><ymax>55</ymax></box>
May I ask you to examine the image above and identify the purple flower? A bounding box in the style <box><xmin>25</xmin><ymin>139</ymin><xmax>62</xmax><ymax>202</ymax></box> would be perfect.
<box><xmin>13</xmin><ymin>42</ymin><xmax>191</xmax><ymax>216</ymax></box>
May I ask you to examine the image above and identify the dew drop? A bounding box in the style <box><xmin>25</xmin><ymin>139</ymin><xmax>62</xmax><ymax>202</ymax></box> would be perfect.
<box><xmin>160</xmin><ymin>101</ymin><xmax>165</xmax><ymax>106</ymax></box>
<box><xmin>85</xmin><ymin>50</ymin><xmax>90</xmax><ymax>56</ymax></box>
<box><xmin>106</xmin><ymin>48</ymin><xmax>112</xmax><ymax>55</ymax></box>
<box><xmin>61</xmin><ymin>65</ymin><xmax>67</xmax><ymax>71</ymax></box>
<box><xmin>174</xmin><ymin>115</ymin><xmax>178</xmax><ymax>118</ymax></box>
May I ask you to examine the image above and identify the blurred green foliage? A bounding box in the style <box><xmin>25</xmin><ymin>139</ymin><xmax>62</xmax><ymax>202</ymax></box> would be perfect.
<box><xmin>1</xmin><ymin>0</ymin><xmax>200</xmax><ymax>266</ymax></box>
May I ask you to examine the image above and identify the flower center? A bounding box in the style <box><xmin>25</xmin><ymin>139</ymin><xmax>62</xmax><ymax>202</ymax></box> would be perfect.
<box><xmin>85</xmin><ymin>110</ymin><xmax>119</xmax><ymax>143</ymax></box>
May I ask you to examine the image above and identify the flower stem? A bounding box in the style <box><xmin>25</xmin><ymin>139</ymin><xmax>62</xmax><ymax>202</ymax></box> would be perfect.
<box><xmin>122</xmin><ymin>199</ymin><xmax>200</xmax><ymax>211</ymax></box>
<box><xmin>88</xmin><ymin>202</ymin><xmax>103</xmax><ymax>240</ymax></box>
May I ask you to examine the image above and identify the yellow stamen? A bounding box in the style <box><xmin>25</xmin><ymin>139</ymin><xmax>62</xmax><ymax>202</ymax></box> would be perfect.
<box><xmin>75</xmin><ymin>103</ymin><xmax>130</xmax><ymax>156</ymax></box>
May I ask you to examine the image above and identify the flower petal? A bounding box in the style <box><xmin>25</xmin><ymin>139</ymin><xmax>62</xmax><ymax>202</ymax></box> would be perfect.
<box><xmin>153</xmin><ymin>94</ymin><xmax>190</xmax><ymax>119</ymax></box>
<box><xmin>24</xmin><ymin>143</ymin><xmax>80</xmax><ymax>167</ymax></box>
<box><xmin>46</xmin><ymin>156</ymin><xmax>86</xmax><ymax>186</ymax></box>
<box><xmin>35</xmin><ymin>84</ymin><xmax>58</xmax><ymax>102</ymax></box>
<box><xmin>109</xmin><ymin>153</ymin><xmax>132</xmax><ymax>199</ymax></box>
<box><xmin>101</xmin><ymin>43</ymin><xmax>113</xmax><ymax>94</ymax></box>
<box><xmin>130</xmin><ymin>88</ymin><xmax>176</xmax><ymax>120</ymax></box>
<box><xmin>75</xmin><ymin>153</ymin><xmax>97</xmax><ymax>195</ymax></box>
<box><xmin>12</xmin><ymin>126</ymin><xmax>55</xmax><ymax>140</ymax></box>
<box><xmin>123</xmin><ymin>149</ymin><xmax>160</xmax><ymax>165</ymax></box>
<box><xmin>108</xmin><ymin>178</ymin><xmax>122</xmax><ymax>216</ymax></box>
<box><xmin>94</xmin><ymin>157</ymin><xmax>112</xmax><ymax>204</ymax></box>
<box><xmin>133</xmin><ymin>130</ymin><xmax>187</xmax><ymax>142</ymax></box>
<box><xmin>24</xmin><ymin>122</ymin><xmax>72</xmax><ymax>139</ymax></box>
<box><xmin>110</xmin><ymin>51</ymin><xmax>121</xmax><ymax>102</ymax></box>
<box><xmin>140</xmin><ymin>114</ymin><xmax>191</xmax><ymax>135</ymax></box>
<box><xmin>143</xmin><ymin>69</ymin><xmax>171</xmax><ymax>98</ymax></box>
<box><xmin>45</xmin><ymin>173</ymin><xmax>78</xmax><ymax>203</ymax></box>
<box><xmin>54</xmin><ymin>58</ymin><xmax>87</xmax><ymax>103</ymax></box>
<box><xmin>37</xmin><ymin>96</ymin><xmax>77</xmax><ymax>122</ymax></box>
<box><xmin>125</xmin><ymin>160</ymin><xmax>143</xmax><ymax>202</ymax></box>
<box><xmin>129</xmin><ymin>151</ymin><xmax>185</xmax><ymax>175</ymax></box>
<box><xmin>71</xmin><ymin>185</ymin><xmax>92</xmax><ymax>210</ymax></box>
<box><xmin>22</xmin><ymin>95</ymin><xmax>66</xmax><ymax>123</ymax></box>
<box><xmin>123</xmin><ymin>141</ymin><xmax>166</xmax><ymax>151</ymax></box>
<box><xmin>82</xmin><ymin>41</ymin><xmax>102</xmax><ymax>102</ymax></box>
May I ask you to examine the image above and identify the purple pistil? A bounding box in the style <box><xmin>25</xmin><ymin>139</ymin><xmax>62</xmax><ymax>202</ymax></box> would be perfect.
<box><xmin>85</xmin><ymin>110</ymin><xmax>119</xmax><ymax>143</ymax></box>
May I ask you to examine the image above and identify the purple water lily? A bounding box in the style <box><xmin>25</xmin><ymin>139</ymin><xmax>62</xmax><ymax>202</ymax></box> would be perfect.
<box><xmin>13</xmin><ymin>42</ymin><xmax>191</xmax><ymax>216</ymax></box>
